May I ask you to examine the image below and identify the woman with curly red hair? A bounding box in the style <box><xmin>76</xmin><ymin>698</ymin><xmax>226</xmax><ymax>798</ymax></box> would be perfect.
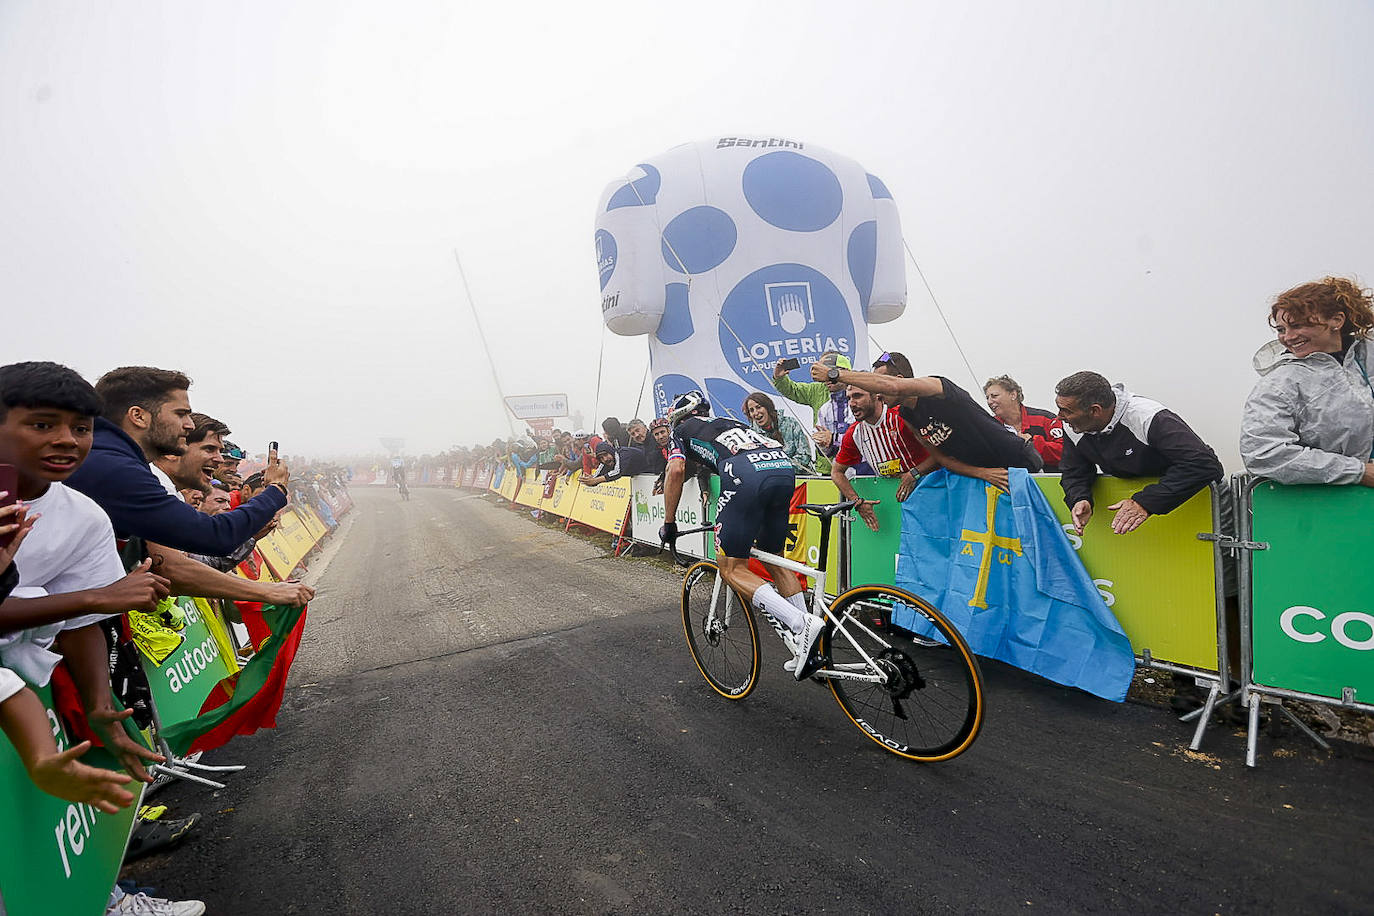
<box><xmin>1240</xmin><ymin>276</ymin><xmax>1374</xmax><ymax>486</ymax></box>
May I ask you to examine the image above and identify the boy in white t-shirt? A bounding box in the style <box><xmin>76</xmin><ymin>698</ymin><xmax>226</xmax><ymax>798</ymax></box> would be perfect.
<box><xmin>0</xmin><ymin>498</ymin><xmax>134</xmax><ymax>812</ymax></box>
<box><xmin>0</xmin><ymin>361</ymin><xmax>170</xmax><ymax>781</ymax></box>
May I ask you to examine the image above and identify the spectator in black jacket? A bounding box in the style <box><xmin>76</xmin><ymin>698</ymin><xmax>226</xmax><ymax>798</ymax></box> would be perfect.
<box><xmin>1055</xmin><ymin>371</ymin><xmax>1223</xmax><ymax>536</ymax></box>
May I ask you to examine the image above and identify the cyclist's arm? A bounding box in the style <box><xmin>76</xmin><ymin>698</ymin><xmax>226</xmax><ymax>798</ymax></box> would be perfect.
<box><xmin>662</xmin><ymin>457</ymin><xmax>685</xmax><ymax>522</ymax></box>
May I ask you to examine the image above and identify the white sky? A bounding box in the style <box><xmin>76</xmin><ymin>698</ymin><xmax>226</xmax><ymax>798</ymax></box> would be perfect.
<box><xmin>2</xmin><ymin>1</ymin><xmax>1370</xmax><ymax>466</ymax></box>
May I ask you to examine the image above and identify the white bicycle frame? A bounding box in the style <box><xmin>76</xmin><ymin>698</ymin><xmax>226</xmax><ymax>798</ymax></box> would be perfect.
<box><xmin>707</xmin><ymin>543</ymin><xmax>898</xmax><ymax>686</ymax></box>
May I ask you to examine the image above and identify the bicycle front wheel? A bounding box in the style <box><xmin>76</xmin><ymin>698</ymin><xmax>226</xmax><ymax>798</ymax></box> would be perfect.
<box><xmin>680</xmin><ymin>561</ymin><xmax>760</xmax><ymax>701</ymax></box>
<box><xmin>822</xmin><ymin>585</ymin><xmax>984</xmax><ymax>762</ymax></box>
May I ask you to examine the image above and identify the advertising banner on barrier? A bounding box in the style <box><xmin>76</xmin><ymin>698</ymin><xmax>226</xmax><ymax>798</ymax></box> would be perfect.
<box><xmin>630</xmin><ymin>474</ymin><xmax>709</xmax><ymax>558</ymax></box>
<box><xmin>1250</xmin><ymin>482</ymin><xmax>1374</xmax><ymax>701</ymax></box>
<box><xmin>569</xmin><ymin>476</ymin><xmax>634</xmax><ymax>535</ymax></box>
<box><xmin>473</xmin><ymin>464</ymin><xmax>493</xmax><ymax>490</ymax></box>
<box><xmin>296</xmin><ymin>505</ymin><xmax>329</xmax><ymax>542</ymax></box>
<box><xmin>259</xmin><ymin>509</ymin><xmax>317</xmax><ymax>580</ymax></box>
<box><xmin>136</xmin><ymin>597</ymin><xmax>239</xmax><ymax>726</ymax></box>
<box><xmin>515</xmin><ymin>470</ymin><xmax>545</xmax><ymax>509</ymax></box>
<box><xmin>791</xmin><ymin>478</ymin><xmax>842</xmax><ymax>594</ymax></box>
<box><xmin>488</xmin><ymin>463</ymin><xmax>504</xmax><ymax>493</ymax></box>
<box><xmin>1030</xmin><ymin>476</ymin><xmax>1219</xmax><ymax>671</ymax></box>
<box><xmin>849</xmin><ymin>474</ymin><xmax>1220</xmax><ymax>671</ymax></box>
<box><xmin>461</xmin><ymin>466</ymin><xmax>476</xmax><ymax>488</ymax></box>
<box><xmin>498</xmin><ymin>464</ymin><xmax>522</xmax><ymax>501</ymax></box>
<box><xmin>543</xmin><ymin>471</ymin><xmax>579</xmax><ymax>517</ymax></box>
<box><xmin>0</xmin><ymin>682</ymin><xmax>143</xmax><ymax>916</ymax></box>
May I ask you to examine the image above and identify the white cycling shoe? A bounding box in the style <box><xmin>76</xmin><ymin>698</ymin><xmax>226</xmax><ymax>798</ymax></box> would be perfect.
<box><xmin>787</xmin><ymin>613</ymin><xmax>826</xmax><ymax>680</ymax></box>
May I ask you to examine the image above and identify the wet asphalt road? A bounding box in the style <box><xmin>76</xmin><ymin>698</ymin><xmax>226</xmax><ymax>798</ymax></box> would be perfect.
<box><xmin>129</xmin><ymin>487</ymin><xmax>1374</xmax><ymax>915</ymax></box>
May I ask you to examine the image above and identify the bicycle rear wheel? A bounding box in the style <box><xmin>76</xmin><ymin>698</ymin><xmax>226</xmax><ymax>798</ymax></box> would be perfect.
<box><xmin>680</xmin><ymin>561</ymin><xmax>760</xmax><ymax>700</ymax></box>
<box><xmin>822</xmin><ymin>585</ymin><xmax>984</xmax><ymax>762</ymax></box>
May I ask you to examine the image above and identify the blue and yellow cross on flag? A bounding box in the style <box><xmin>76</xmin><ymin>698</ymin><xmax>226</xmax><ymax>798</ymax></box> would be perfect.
<box><xmin>894</xmin><ymin>469</ymin><xmax>1135</xmax><ymax>701</ymax></box>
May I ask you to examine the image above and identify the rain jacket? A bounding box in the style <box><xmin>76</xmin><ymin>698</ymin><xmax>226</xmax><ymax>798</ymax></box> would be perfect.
<box><xmin>1240</xmin><ymin>338</ymin><xmax>1374</xmax><ymax>484</ymax></box>
<box><xmin>1060</xmin><ymin>384</ymin><xmax>1222</xmax><ymax>516</ymax></box>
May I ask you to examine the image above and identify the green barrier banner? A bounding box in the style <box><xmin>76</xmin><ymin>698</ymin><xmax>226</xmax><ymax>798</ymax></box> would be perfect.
<box><xmin>1030</xmin><ymin>476</ymin><xmax>1218</xmax><ymax>670</ymax></box>
<box><xmin>1250</xmin><ymin>482</ymin><xmax>1374</xmax><ymax>701</ymax></box>
<box><xmin>0</xmin><ymin>683</ymin><xmax>142</xmax><ymax>916</ymax></box>
<box><xmin>848</xmin><ymin>476</ymin><xmax>905</xmax><ymax>588</ymax></box>
<box><xmin>140</xmin><ymin>597</ymin><xmax>238</xmax><ymax>726</ymax></box>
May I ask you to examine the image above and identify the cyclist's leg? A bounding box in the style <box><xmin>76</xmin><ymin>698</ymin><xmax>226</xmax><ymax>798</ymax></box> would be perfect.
<box><xmin>715</xmin><ymin>469</ymin><xmax>805</xmax><ymax>633</ymax></box>
<box><xmin>753</xmin><ymin>473</ymin><xmax>802</xmax><ymax>600</ymax></box>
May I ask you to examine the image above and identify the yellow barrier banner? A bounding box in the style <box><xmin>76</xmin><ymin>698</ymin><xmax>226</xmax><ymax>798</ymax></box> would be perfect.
<box><xmin>568</xmin><ymin>476</ymin><xmax>634</xmax><ymax>535</ymax></box>
<box><xmin>259</xmin><ymin>509</ymin><xmax>316</xmax><ymax>580</ymax></box>
<box><xmin>515</xmin><ymin>469</ymin><xmax>545</xmax><ymax>508</ymax></box>
<box><xmin>498</xmin><ymin>464</ymin><xmax>521</xmax><ymax>501</ymax></box>
<box><xmin>543</xmin><ymin>471</ymin><xmax>579</xmax><ymax>517</ymax></box>
<box><xmin>1032</xmin><ymin>475</ymin><xmax>1218</xmax><ymax>670</ymax></box>
<box><xmin>296</xmin><ymin>505</ymin><xmax>329</xmax><ymax>542</ymax></box>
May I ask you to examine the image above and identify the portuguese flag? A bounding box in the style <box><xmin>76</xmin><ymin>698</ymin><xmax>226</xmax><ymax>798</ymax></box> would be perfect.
<box><xmin>160</xmin><ymin>603</ymin><xmax>308</xmax><ymax>758</ymax></box>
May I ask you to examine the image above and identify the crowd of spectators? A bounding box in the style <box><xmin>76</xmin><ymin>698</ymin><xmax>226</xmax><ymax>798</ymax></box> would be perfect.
<box><xmin>0</xmin><ymin>361</ymin><xmax>329</xmax><ymax>916</ymax></box>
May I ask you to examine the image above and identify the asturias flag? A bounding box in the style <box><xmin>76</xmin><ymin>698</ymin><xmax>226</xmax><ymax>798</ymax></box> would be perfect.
<box><xmin>894</xmin><ymin>469</ymin><xmax>1135</xmax><ymax>701</ymax></box>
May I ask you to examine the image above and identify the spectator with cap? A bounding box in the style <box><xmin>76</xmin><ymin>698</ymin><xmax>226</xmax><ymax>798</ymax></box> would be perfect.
<box><xmin>983</xmin><ymin>374</ymin><xmax>1064</xmax><ymax>471</ymax></box>
<box><xmin>218</xmin><ymin>438</ymin><xmax>245</xmax><ymax>478</ymax></box>
<box><xmin>770</xmin><ymin>351</ymin><xmax>855</xmax><ymax>473</ymax></box>
<box><xmin>644</xmin><ymin>418</ymin><xmax>671</xmax><ymax>477</ymax></box>
<box><xmin>1055</xmin><ymin>370</ymin><xmax>1223</xmax><ymax>535</ymax></box>
<box><xmin>582</xmin><ymin>439</ymin><xmax>649</xmax><ymax>486</ymax></box>
<box><xmin>576</xmin><ymin>428</ymin><xmax>605</xmax><ymax>477</ymax></box>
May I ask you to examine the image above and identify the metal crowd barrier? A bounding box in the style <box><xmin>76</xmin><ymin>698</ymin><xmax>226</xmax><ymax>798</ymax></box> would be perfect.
<box><xmin>466</xmin><ymin>463</ymin><xmax>1372</xmax><ymax>766</ymax></box>
<box><xmin>1234</xmin><ymin>473</ymin><xmax>1374</xmax><ymax>766</ymax></box>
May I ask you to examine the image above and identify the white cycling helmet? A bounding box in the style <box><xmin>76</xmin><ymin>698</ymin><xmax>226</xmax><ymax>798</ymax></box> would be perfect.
<box><xmin>666</xmin><ymin>390</ymin><xmax>710</xmax><ymax>426</ymax></box>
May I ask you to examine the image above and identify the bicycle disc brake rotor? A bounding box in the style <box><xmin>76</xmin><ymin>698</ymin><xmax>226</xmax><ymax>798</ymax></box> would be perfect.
<box><xmin>876</xmin><ymin>647</ymin><xmax>924</xmax><ymax>700</ymax></box>
<box><xmin>701</xmin><ymin>615</ymin><xmax>726</xmax><ymax>646</ymax></box>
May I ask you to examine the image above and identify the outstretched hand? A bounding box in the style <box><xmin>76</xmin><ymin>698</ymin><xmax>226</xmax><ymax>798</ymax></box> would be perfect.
<box><xmin>28</xmin><ymin>740</ymin><xmax>136</xmax><ymax>814</ymax></box>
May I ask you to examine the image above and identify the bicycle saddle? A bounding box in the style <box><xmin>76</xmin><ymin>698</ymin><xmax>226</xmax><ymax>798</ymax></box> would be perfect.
<box><xmin>797</xmin><ymin>499</ymin><xmax>869</xmax><ymax>519</ymax></box>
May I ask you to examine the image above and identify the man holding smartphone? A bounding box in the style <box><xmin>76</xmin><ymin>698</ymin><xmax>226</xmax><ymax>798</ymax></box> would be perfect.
<box><xmin>768</xmin><ymin>351</ymin><xmax>858</xmax><ymax>474</ymax></box>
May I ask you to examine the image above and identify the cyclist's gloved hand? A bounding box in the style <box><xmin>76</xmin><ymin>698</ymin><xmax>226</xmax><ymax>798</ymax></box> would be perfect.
<box><xmin>659</xmin><ymin>522</ymin><xmax>678</xmax><ymax>545</ymax></box>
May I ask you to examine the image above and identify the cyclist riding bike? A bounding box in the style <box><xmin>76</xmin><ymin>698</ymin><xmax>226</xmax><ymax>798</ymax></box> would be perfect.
<box><xmin>659</xmin><ymin>391</ymin><xmax>826</xmax><ymax>678</ymax></box>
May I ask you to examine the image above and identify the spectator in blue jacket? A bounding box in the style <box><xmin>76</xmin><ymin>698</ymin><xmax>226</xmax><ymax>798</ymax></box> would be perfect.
<box><xmin>65</xmin><ymin>366</ymin><xmax>312</xmax><ymax>608</ymax></box>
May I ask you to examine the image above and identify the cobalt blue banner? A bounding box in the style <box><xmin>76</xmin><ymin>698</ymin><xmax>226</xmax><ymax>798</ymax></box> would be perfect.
<box><xmin>894</xmin><ymin>469</ymin><xmax>1135</xmax><ymax>702</ymax></box>
<box><xmin>595</xmin><ymin>136</ymin><xmax>907</xmax><ymax>421</ymax></box>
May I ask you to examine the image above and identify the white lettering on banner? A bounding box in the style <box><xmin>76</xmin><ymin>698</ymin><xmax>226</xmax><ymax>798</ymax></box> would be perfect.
<box><xmin>1061</xmin><ymin>524</ymin><xmax>1083</xmax><ymax>551</ymax></box>
<box><xmin>735</xmin><ymin>336</ymin><xmax>850</xmax><ymax>366</ymax></box>
<box><xmin>165</xmin><ymin>634</ymin><xmax>222</xmax><ymax>693</ymax></box>
<box><xmin>1281</xmin><ymin>605</ymin><xmax>1374</xmax><ymax>650</ymax></box>
<box><xmin>1094</xmin><ymin>580</ymin><xmax>1116</xmax><ymax>607</ymax></box>
<box><xmin>54</xmin><ymin>801</ymin><xmax>99</xmax><ymax>878</ymax></box>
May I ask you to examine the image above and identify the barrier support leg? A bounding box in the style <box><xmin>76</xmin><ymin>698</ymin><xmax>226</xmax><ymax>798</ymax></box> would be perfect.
<box><xmin>1187</xmin><ymin>681</ymin><xmax>1222</xmax><ymax>751</ymax></box>
<box><xmin>1276</xmin><ymin>703</ymin><xmax>1331</xmax><ymax>751</ymax></box>
<box><xmin>1246</xmin><ymin>693</ymin><xmax>1262</xmax><ymax>768</ymax></box>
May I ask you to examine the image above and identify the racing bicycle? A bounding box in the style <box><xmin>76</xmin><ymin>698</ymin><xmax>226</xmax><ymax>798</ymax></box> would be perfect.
<box><xmin>668</xmin><ymin>499</ymin><xmax>985</xmax><ymax>763</ymax></box>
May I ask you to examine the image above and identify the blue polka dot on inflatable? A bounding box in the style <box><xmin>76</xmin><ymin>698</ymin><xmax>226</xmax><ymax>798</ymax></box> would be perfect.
<box><xmin>653</xmin><ymin>373</ymin><xmax>700</xmax><ymax>419</ymax></box>
<box><xmin>661</xmin><ymin>206</ymin><xmax>737</xmax><ymax>274</ymax></box>
<box><xmin>866</xmin><ymin>173</ymin><xmax>893</xmax><ymax>200</ymax></box>
<box><xmin>705</xmin><ymin>377</ymin><xmax>754</xmax><ymax>423</ymax></box>
<box><xmin>847</xmin><ymin>221</ymin><xmax>877</xmax><ymax>319</ymax></box>
<box><xmin>595</xmin><ymin>229</ymin><xmax>617</xmax><ymax>292</ymax></box>
<box><xmin>606</xmin><ymin>163</ymin><xmax>661</xmax><ymax>210</ymax></box>
<box><xmin>742</xmin><ymin>151</ymin><xmax>843</xmax><ymax>232</ymax></box>
<box><xmin>656</xmin><ymin>283</ymin><xmax>694</xmax><ymax>345</ymax></box>
<box><xmin>717</xmin><ymin>263</ymin><xmax>856</xmax><ymax>391</ymax></box>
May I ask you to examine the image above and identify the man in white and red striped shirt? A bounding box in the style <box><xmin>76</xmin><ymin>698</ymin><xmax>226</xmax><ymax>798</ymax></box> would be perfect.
<box><xmin>830</xmin><ymin>385</ymin><xmax>935</xmax><ymax>531</ymax></box>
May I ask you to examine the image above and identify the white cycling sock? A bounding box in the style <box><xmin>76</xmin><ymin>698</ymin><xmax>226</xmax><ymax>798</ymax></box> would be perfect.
<box><xmin>751</xmin><ymin>583</ymin><xmax>805</xmax><ymax>633</ymax></box>
<box><xmin>785</xmin><ymin>591</ymin><xmax>808</xmax><ymax>614</ymax></box>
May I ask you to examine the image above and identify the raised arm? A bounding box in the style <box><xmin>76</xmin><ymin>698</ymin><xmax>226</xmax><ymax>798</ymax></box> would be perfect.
<box><xmin>808</xmin><ymin>364</ymin><xmax>944</xmax><ymax>400</ymax></box>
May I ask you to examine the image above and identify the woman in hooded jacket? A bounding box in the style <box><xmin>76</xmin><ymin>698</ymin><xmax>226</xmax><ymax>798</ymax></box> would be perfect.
<box><xmin>1240</xmin><ymin>276</ymin><xmax>1374</xmax><ymax>486</ymax></box>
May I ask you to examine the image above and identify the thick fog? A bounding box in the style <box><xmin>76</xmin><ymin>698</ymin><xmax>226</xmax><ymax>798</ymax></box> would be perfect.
<box><xmin>2</xmin><ymin>0</ymin><xmax>1370</xmax><ymax>465</ymax></box>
